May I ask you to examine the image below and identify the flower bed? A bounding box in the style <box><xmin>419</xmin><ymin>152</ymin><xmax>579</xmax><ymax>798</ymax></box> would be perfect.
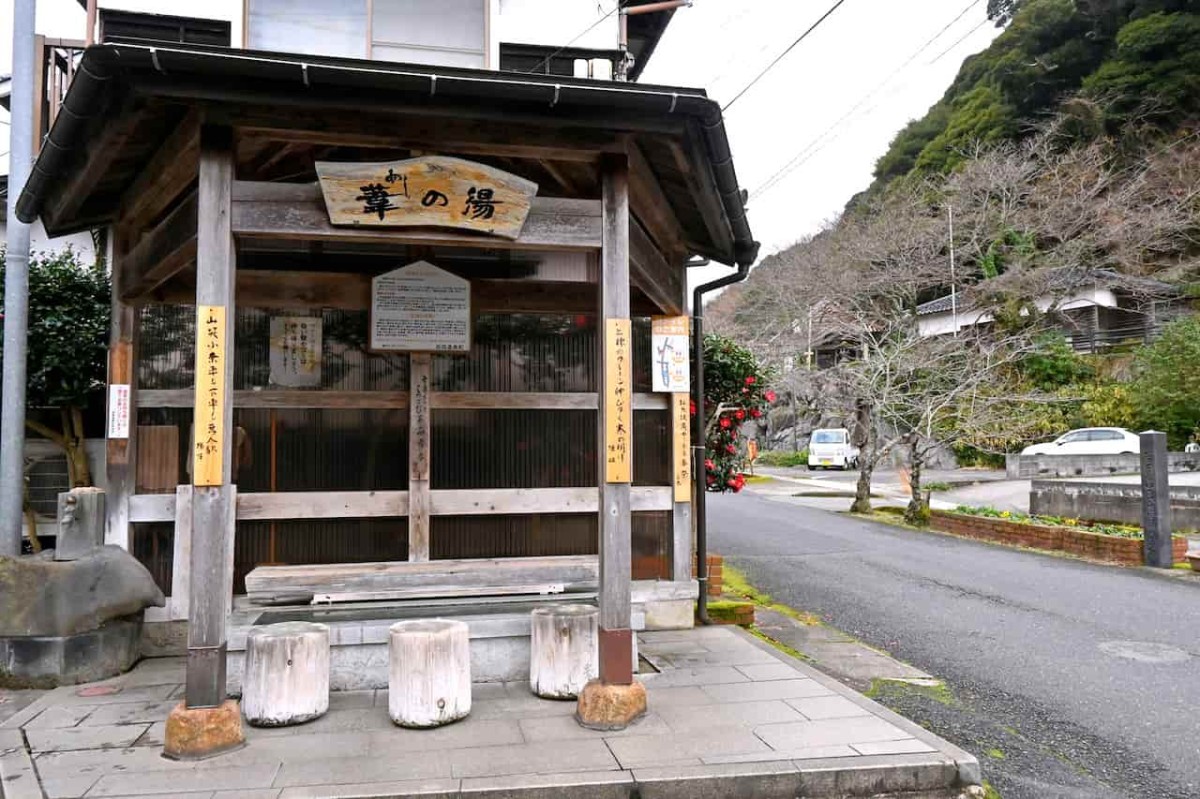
<box><xmin>932</xmin><ymin>507</ymin><xmax>1188</xmax><ymax>567</ymax></box>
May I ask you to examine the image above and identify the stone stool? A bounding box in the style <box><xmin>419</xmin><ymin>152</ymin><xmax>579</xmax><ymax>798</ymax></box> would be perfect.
<box><xmin>529</xmin><ymin>604</ymin><xmax>598</xmax><ymax>699</ymax></box>
<box><xmin>242</xmin><ymin>622</ymin><xmax>330</xmax><ymax>727</ymax></box>
<box><xmin>388</xmin><ymin>619</ymin><xmax>471</xmax><ymax>728</ymax></box>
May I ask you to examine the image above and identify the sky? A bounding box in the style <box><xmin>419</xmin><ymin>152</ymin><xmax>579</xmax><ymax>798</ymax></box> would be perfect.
<box><xmin>0</xmin><ymin>0</ymin><xmax>1002</xmax><ymax>289</ymax></box>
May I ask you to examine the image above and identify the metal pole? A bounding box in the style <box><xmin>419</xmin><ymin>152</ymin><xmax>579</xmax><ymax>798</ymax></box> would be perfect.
<box><xmin>1</xmin><ymin>0</ymin><xmax>38</xmax><ymax>557</ymax></box>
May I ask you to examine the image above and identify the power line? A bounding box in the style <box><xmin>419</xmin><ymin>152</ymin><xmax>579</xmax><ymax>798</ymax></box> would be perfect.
<box><xmin>721</xmin><ymin>0</ymin><xmax>851</xmax><ymax>113</ymax></box>
<box><xmin>751</xmin><ymin>0</ymin><xmax>988</xmax><ymax>199</ymax></box>
<box><xmin>524</xmin><ymin>2</ymin><xmax>624</xmax><ymax>75</ymax></box>
<box><xmin>927</xmin><ymin>16</ymin><xmax>991</xmax><ymax>65</ymax></box>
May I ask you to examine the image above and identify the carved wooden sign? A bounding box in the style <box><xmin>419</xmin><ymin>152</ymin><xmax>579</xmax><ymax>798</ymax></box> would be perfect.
<box><xmin>371</xmin><ymin>261</ymin><xmax>472</xmax><ymax>353</ymax></box>
<box><xmin>193</xmin><ymin>305</ymin><xmax>227</xmax><ymax>487</ymax></box>
<box><xmin>315</xmin><ymin>156</ymin><xmax>539</xmax><ymax>240</ymax></box>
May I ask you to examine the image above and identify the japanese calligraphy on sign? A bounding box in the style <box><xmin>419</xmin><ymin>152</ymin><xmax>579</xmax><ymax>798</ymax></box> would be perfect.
<box><xmin>269</xmin><ymin>316</ymin><xmax>323</xmax><ymax>387</ymax></box>
<box><xmin>672</xmin><ymin>392</ymin><xmax>691</xmax><ymax>503</ymax></box>
<box><xmin>371</xmin><ymin>261</ymin><xmax>472</xmax><ymax>353</ymax></box>
<box><xmin>192</xmin><ymin>305</ymin><xmax>226</xmax><ymax>487</ymax></box>
<box><xmin>605</xmin><ymin>319</ymin><xmax>633</xmax><ymax>484</ymax></box>
<box><xmin>107</xmin><ymin>384</ymin><xmax>131</xmax><ymax>440</ymax></box>
<box><xmin>315</xmin><ymin>156</ymin><xmax>539</xmax><ymax>240</ymax></box>
<box><xmin>651</xmin><ymin>316</ymin><xmax>690</xmax><ymax>393</ymax></box>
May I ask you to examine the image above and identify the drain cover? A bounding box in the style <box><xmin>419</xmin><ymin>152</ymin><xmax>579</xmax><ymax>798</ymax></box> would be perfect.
<box><xmin>1098</xmin><ymin>640</ymin><xmax>1190</xmax><ymax>664</ymax></box>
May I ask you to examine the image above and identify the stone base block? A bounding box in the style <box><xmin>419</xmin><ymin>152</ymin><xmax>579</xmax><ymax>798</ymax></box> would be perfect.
<box><xmin>0</xmin><ymin>617</ymin><xmax>142</xmax><ymax>689</ymax></box>
<box><xmin>162</xmin><ymin>700</ymin><xmax>245</xmax><ymax>761</ymax></box>
<box><xmin>575</xmin><ymin>678</ymin><xmax>647</xmax><ymax>731</ymax></box>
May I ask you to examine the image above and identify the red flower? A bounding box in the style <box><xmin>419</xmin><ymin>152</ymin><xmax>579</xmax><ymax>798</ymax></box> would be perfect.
<box><xmin>689</xmin><ymin>400</ymin><xmax>696</xmax><ymax>416</ymax></box>
<box><xmin>704</xmin><ymin>458</ymin><xmax>715</xmax><ymax>470</ymax></box>
<box><xmin>725</xmin><ymin>444</ymin><xmax>736</xmax><ymax>454</ymax></box>
<box><xmin>719</xmin><ymin>417</ymin><xmax>731</xmax><ymax>429</ymax></box>
<box><xmin>764</xmin><ymin>390</ymin><xmax>777</xmax><ymax>403</ymax></box>
<box><xmin>745</xmin><ymin>376</ymin><xmax>756</xmax><ymax>385</ymax></box>
<box><xmin>750</xmin><ymin>408</ymin><xmax>762</xmax><ymax>419</ymax></box>
<box><xmin>727</xmin><ymin>478</ymin><xmax>738</xmax><ymax>487</ymax></box>
<box><xmin>735</xmin><ymin>409</ymin><xmax>745</xmax><ymax>420</ymax></box>
<box><xmin>729</xmin><ymin>428</ymin><xmax>738</xmax><ymax>439</ymax></box>
<box><xmin>573</xmin><ymin>315</ymin><xmax>589</xmax><ymax>327</ymax></box>
<box><xmin>742</xmin><ymin>387</ymin><xmax>750</xmax><ymax>394</ymax></box>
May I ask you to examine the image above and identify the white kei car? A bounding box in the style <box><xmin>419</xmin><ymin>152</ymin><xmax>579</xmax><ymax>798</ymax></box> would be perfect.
<box><xmin>1020</xmin><ymin>427</ymin><xmax>1141</xmax><ymax>456</ymax></box>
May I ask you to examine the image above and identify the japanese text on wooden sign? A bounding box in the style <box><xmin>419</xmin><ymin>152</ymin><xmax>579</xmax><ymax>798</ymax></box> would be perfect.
<box><xmin>672</xmin><ymin>393</ymin><xmax>691</xmax><ymax>503</ymax></box>
<box><xmin>315</xmin><ymin>156</ymin><xmax>539</xmax><ymax>240</ymax></box>
<box><xmin>269</xmin><ymin>316</ymin><xmax>322</xmax><ymax>387</ymax></box>
<box><xmin>107</xmin><ymin>384</ymin><xmax>131</xmax><ymax>440</ymax></box>
<box><xmin>371</xmin><ymin>261</ymin><xmax>471</xmax><ymax>352</ymax></box>
<box><xmin>605</xmin><ymin>319</ymin><xmax>632</xmax><ymax>484</ymax></box>
<box><xmin>651</xmin><ymin>316</ymin><xmax>690</xmax><ymax>393</ymax></box>
<box><xmin>192</xmin><ymin>305</ymin><xmax>226</xmax><ymax>487</ymax></box>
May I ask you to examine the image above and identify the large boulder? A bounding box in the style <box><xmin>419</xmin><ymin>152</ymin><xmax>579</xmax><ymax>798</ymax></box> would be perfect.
<box><xmin>0</xmin><ymin>546</ymin><xmax>165</xmax><ymax>638</ymax></box>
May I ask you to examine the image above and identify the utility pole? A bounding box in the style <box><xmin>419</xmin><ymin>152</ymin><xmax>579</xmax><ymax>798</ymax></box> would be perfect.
<box><xmin>1</xmin><ymin>0</ymin><xmax>38</xmax><ymax>556</ymax></box>
<box><xmin>948</xmin><ymin>204</ymin><xmax>959</xmax><ymax>337</ymax></box>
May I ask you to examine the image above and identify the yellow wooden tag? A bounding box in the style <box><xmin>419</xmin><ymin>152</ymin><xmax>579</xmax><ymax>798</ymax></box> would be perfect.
<box><xmin>604</xmin><ymin>319</ymin><xmax>632</xmax><ymax>484</ymax></box>
<box><xmin>192</xmin><ymin>305</ymin><xmax>226</xmax><ymax>487</ymax></box>
<box><xmin>672</xmin><ymin>392</ymin><xmax>692</xmax><ymax>503</ymax></box>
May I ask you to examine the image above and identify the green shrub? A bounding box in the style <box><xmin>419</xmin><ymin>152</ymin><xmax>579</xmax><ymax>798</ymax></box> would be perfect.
<box><xmin>755</xmin><ymin>449</ymin><xmax>809</xmax><ymax>468</ymax></box>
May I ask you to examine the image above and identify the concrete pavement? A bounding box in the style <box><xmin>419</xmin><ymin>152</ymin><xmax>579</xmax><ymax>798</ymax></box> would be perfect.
<box><xmin>713</xmin><ymin>489</ymin><xmax>1200</xmax><ymax>799</ymax></box>
<box><xmin>0</xmin><ymin>627</ymin><xmax>979</xmax><ymax>799</ymax></box>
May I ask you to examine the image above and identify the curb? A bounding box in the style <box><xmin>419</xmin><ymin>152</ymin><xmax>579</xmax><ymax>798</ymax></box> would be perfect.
<box><xmin>0</xmin><ymin>728</ymin><xmax>41</xmax><ymax>799</ymax></box>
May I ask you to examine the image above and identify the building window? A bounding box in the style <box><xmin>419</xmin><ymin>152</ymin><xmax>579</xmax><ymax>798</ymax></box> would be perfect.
<box><xmin>99</xmin><ymin>10</ymin><xmax>232</xmax><ymax>47</ymax></box>
<box><xmin>371</xmin><ymin>0</ymin><xmax>487</xmax><ymax>68</ymax></box>
<box><xmin>247</xmin><ymin>0</ymin><xmax>369</xmax><ymax>59</ymax></box>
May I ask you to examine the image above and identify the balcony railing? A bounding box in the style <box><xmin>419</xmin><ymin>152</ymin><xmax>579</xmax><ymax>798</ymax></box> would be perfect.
<box><xmin>33</xmin><ymin>37</ymin><xmax>86</xmax><ymax>155</ymax></box>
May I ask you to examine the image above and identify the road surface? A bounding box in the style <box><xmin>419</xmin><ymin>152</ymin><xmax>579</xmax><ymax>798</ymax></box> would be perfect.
<box><xmin>709</xmin><ymin>490</ymin><xmax>1200</xmax><ymax>798</ymax></box>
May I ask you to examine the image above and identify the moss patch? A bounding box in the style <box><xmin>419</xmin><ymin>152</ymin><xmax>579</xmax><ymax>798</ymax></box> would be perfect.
<box><xmin>742</xmin><ymin>474</ymin><xmax>775</xmax><ymax>484</ymax></box>
<box><xmin>722</xmin><ymin>564</ymin><xmax>822</xmax><ymax>625</ymax></box>
<box><xmin>986</xmin><ymin>747</ymin><xmax>1007</xmax><ymax>760</ymax></box>
<box><xmin>865</xmin><ymin>677</ymin><xmax>957</xmax><ymax>707</ymax></box>
<box><xmin>747</xmin><ymin>626</ymin><xmax>816</xmax><ymax>664</ymax></box>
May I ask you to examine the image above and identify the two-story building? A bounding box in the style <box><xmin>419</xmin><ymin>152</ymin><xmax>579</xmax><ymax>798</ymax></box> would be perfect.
<box><xmin>13</xmin><ymin>0</ymin><xmax>756</xmax><ymax>743</ymax></box>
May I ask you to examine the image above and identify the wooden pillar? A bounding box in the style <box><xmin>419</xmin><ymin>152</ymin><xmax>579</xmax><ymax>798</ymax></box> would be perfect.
<box><xmin>597</xmin><ymin>154</ymin><xmax>633</xmax><ymax>685</ymax></box>
<box><xmin>185</xmin><ymin>125</ymin><xmax>237</xmax><ymax>710</ymax></box>
<box><xmin>106</xmin><ymin>228</ymin><xmax>138</xmax><ymax>550</ymax></box>
<box><xmin>409</xmin><ymin>353</ymin><xmax>431</xmax><ymax>562</ymax></box>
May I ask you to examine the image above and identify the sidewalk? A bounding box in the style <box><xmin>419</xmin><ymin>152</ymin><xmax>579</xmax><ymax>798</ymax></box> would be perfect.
<box><xmin>1</xmin><ymin>626</ymin><xmax>979</xmax><ymax>799</ymax></box>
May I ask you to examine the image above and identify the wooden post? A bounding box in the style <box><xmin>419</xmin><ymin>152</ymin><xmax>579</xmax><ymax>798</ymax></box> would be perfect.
<box><xmin>671</xmin><ymin>391</ymin><xmax>692</xmax><ymax>583</ymax></box>
<box><xmin>106</xmin><ymin>228</ymin><xmax>138</xmax><ymax>551</ymax></box>
<box><xmin>408</xmin><ymin>353</ymin><xmax>431</xmax><ymax>562</ymax></box>
<box><xmin>597</xmin><ymin>154</ymin><xmax>633</xmax><ymax>685</ymax></box>
<box><xmin>185</xmin><ymin>125</ymin><xmax>237</xmax><ymax>710</ymax></box>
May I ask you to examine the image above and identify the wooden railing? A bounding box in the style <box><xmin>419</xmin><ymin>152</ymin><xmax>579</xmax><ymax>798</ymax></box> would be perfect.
<box><xmin>33</xmin><ymin>37</ymin><xmax>86</xmax><ymax>154</ymax></box>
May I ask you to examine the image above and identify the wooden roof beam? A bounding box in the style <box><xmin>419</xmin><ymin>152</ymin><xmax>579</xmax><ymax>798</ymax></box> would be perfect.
<box><xmin>42</xmin><ymin>106</ymin><xmax>147</xmax><ymax>232</ymax></box>
<box><xmin>120</xmin><ymin>190</ymin><xmax>198</xmax><ymax>302</ymax></box>
<box><xmin>118</xmin><ymin>108</ymin><xmax>201</xmax><ymax>237</ymax></box>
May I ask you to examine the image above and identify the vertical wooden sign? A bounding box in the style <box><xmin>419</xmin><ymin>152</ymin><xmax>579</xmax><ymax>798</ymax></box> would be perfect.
<box><xmin>192</xmin><ymin>305</ymin><xmax>227</xmax><ymax>487</ymax></box>
<box><xmin>672</xmin><ymin>393</ymin><xmax>691</xmax><ymax>503</ymax></box>
<box><xmin>604</xmin><ymin>319</ymin><xmax>632</xmax><ymax>483</ymax></box>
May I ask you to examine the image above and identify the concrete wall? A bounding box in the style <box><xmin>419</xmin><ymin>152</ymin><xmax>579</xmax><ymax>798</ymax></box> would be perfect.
<box><xmin>1030</xmin><ymin>479</ymin><xmax>1200</xmax><ymax>530</ymax></box>
<box><xmin>1007</xmin><ymin>452</ymin><xmax>1200</xmax><ymax>479</ymax></box>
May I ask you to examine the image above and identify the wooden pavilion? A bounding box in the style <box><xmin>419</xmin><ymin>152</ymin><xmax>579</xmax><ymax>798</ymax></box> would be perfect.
<box><xmin>16</xmin><ymin>42</ymin><xmax>757</xmax><ymax>716</ymax></box>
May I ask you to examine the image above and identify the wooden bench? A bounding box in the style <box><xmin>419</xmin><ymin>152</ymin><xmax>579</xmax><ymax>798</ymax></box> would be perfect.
<box><xmin>244</xmin><ymin>555</ymin><xmax>600</xmax><ymax>606</ymax></box>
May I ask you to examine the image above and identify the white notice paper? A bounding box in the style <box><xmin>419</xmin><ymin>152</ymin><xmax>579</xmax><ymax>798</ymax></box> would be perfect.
<box><xmin>370</xmin><ymin>261</ymin><xmax>471</xmax><ymax>352</ymax></box>
<box><xmin>651</xmin><ymin>316</ymin><xmax>690</xmax><ymax>393</ymax></box>
<box><xmin>107</xmin><ymin>384</ymin><xmax>131</xmax><ymax>439</ymax></box>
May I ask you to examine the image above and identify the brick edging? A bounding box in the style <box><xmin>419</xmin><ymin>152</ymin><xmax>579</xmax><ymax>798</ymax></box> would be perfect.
<box><xmin>929</xmin><ymin>511</ymin><xmax>1188</xmax><ymax>567</ymax></box>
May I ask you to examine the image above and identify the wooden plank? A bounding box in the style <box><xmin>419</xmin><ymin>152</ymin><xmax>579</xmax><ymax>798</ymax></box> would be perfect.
<box><xmin>129</xmin><ymin>493</ymin><xmax>175</xmax><ymax>523</ymax></box>
<box><xmin>238</xmin><ymin>491</ymin><xmax>408</xmax><ymax>521</ymax></box>
<box><xmin>245</xmin><ymin>554</ymin><xmax>601</xmax><ymax>605</ymax></box>
<box><xmin>628</xmin><ymin>141</ymin><xmax>686</xmax><ymax>260</ymax></box>
<box><xmin>315</xmin><ymin>156</ymin><xmax>538</xmax><ymax>240</ymax></box>
<box><xmin>630</xmin><ymin>216</ymin><xmax>684</xmax><ymax>316</ymax></box>
<box><xmin>42</xmin><ymin>107</ymin><xmax>145</xmax><ymax>232</ymax></box>
<box><xmin>232</xmin><ymin>183</ymin><xmax>601</xmax><ymax>251</ymax></box>
<box><xmin>105</xmin><ymin>229</ymin><xmax>138</xmax><ymax>550</ymax></box>
<box><xmin>136</xmin><ymin>425</ymin><xmax>180</xmax><ymax>493</ymax></box>
<box><xmin>169</xmin><ymin>485</ymin><xmax>194</xmax><ymax>621</ymax></box>
<box><xmin>408</xmin><ymin>353</ymin><xmax>431</xmax><ymax>562</ymax></box>
<box><xmin>120</xmin><ymin>191</ymin><xmax>199</xmax><ymax>300</ymax></box>
<box><xmin>191</xmin><ymin>305</ymin><xmax>227</xmax><ymax>487</ymax></box>
<box><xmin>119</xmin><ymin>108</ymin><xmax>201</xmax><ymax>237</ymax></box>
<box><xmin>186</xmin><ymin>125</ymin><xmax>237</xmax><ymax>710</ymax></box>
<box><xmin>139</xmin><ymin>388</ymin><xmax>667</xmax><ymax>411</ymax></box>
<box><xmin>431</xmin><ymin>487</ymin><xmax>595</xmax><ymax>516</ymax></box>
<box><xmin>598</xmin><ymin>153</ymin><xmax>633</xmax><ymax>658</ymax></box>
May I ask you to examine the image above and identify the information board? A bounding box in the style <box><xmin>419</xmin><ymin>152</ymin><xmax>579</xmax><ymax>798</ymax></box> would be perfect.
<box><xmin>370</xmin><ymin>261</ymin><xmax>471</xmax><ymax>353</ymax></box>
<box><xmin>651</xmin><ymin>316</ymin><xmax>690</xmax><ymax>393</ymax></box>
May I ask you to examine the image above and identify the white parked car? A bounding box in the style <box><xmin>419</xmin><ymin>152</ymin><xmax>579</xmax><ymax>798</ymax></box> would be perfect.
<box><xmin>1020</xmin><ymin>427</ymin><xmax>1141</xmax><ymax>456</ymax></box>
<box><xmin>808</xmin><ymin>428</ymin><xmax>860</xmax><ymax>470</ymax></box>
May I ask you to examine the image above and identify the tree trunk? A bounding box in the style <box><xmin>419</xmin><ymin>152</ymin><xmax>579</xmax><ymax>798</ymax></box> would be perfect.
<box><xmin>67</xmin><ymin>407</ymin><xmax>91</xmax><ymax>487</ymax></box>
<box><xmin>903</xmin><ymin>438</ymin><xmax>929</xmax><ymax>526</ymax></box>
<box><xmin>850</xmin><ymin>460</ymin><xmax>874</xmax><ymax>514</ymax></box>
<box><xmin>22</xmin><ymin>479</ymin><xmax>42</xmax><ymax>553</ymax></box>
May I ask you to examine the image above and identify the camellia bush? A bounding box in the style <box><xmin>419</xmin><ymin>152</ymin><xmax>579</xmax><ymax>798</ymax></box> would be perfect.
<box><xmin>698</xmin><ymin>333</ymin><xmax>774</xmax><ymax>493</ymax></box>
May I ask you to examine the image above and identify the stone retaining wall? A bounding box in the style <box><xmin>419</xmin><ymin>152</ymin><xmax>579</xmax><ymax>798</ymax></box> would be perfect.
<box><xmin>1030</xmin><ymin>480</ymin><xmax>1200</xmax><ymax>529</ymax></box>
<box><xmin>1006</xmin><ymin>452</ymin><xmax>1200</xmax><ymax>479</ymax></box>
<box><xmin>930</xmin><ymin>511</ymin><xmax>1188</xmax><ymax>566</ymax></box>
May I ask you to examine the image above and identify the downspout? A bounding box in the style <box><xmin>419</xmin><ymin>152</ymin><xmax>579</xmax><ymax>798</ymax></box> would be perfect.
<box><xmin>692</xmin><ymin>260</ymin><xmax>750</xmax><ymax>624</ymax></box>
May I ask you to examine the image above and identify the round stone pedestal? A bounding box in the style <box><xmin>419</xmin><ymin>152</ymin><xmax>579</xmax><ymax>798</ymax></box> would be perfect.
<box><xmin>388</xmin><ymin>619</ymin><xmax>471</xmax><ymax>728</ymax></box>
<box><xmin>242</xmin><ymin>622</ymin><xmax>330</xmax><ymax>727</ymax></box>
<box><xmin>529</xmin><ymin>604</ymin><xmax>598</xmax><ymax>699</ymax></box>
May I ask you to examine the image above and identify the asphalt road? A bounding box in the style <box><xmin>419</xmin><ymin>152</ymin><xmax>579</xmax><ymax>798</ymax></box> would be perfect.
<box><xmin>708</xmin><ymin>490</ymin><xmax>1200</xmax><ymax>799</ymax></box>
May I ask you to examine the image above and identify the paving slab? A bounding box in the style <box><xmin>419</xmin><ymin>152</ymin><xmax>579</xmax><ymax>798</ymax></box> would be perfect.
<box><xmin>3</xmin><ymin>625</ymin><xmax>979</xmax><ymax>799</ymax></box>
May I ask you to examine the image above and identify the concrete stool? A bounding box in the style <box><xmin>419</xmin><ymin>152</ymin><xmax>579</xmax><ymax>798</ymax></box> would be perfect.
<box><xmin>242</xmin><ymin>622</ymin><xmax>330</xmax><ymax>727</ymax></box>
<box><xmin>388</xmin><ymin>619</ymin><xmax>471</xmax><ymax>728</ymax></box>
<box><xmin>529</xmin><ymin>604</ymin><xmax>598</xmax><ymax>699</ymax></box>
